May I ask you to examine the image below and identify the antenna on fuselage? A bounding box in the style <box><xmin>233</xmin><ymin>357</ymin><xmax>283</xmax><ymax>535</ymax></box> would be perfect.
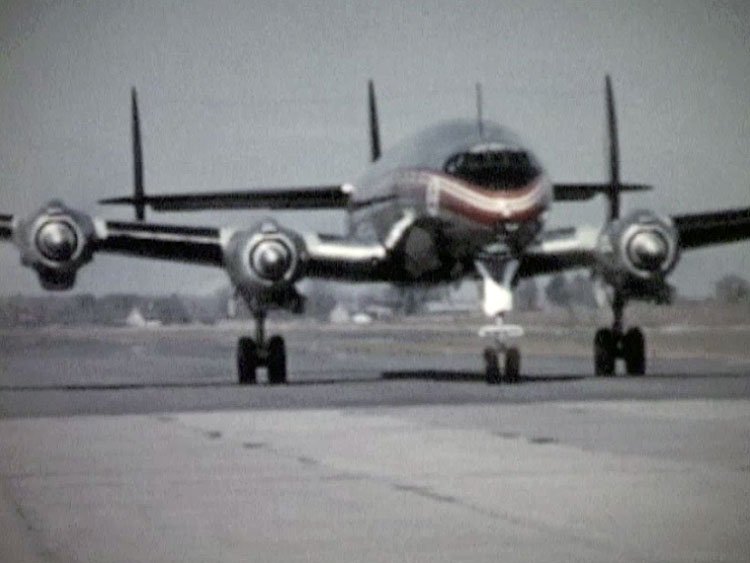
<box><xmin>131</xmin><ymin>87</ymin><xmax>146</xmax><ymax>221</ymax></box>
<box><xmin>368</xmin><ymin>80</ymin><xmax>381</xmax><ymax>162</ymax></box>
<box><xmin>475</xmin><ymin>82</ymin><xmax>484</xmax><ymax>138</ymax></box>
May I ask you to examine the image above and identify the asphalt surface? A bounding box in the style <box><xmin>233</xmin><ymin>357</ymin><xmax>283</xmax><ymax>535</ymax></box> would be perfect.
<box><xmin>0</xmin><ymin>322</ymin><xmax>748</xmax><ymax>562</ymax></box>
<box><xmin>0</xmin><ymin>323</ymin><xmax>749</xmax><ymax>417</ymax></box>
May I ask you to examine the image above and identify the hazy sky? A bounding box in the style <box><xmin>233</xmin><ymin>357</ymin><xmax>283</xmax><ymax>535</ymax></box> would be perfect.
<box><xmin>1</xmin><ymin>0</ymin><xmax>749</xmax><ymax>296</ymax></box>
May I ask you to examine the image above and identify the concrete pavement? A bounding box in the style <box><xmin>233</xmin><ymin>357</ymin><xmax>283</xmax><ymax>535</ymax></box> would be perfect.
<box><xmin>1</xmin><ymin>399</ymin><xmax>748</xmax><ymax>562</ymax></box>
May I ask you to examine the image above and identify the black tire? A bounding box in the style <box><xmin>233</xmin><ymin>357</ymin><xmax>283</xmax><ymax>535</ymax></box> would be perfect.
<box><xmin>267</xmin><ymin>335</ymin><xmax>287</xmax><ymax>385</ymax></box>
<box><xmin>623</xmin><ymin>327</ymin><xmax>646</xmax><ymax>376</ymax></box>
<box><xmin>504</xmin><ymin>347</ymin><xmax>521</xmax><ymax>383</ymax></box>
<box><xmin>594</xmin><ymin>328</ymin><xmax>616</xmax><ymax>376</ymax></box>
<box><xmin>484</xmin><ymin>347</ymin><xmax>501</xmax><ymax>385</ymax></box>
<box><xmin>237</xmin><ymin>337</ymin><xmax>258</xmax><ymax>385</ymax></box>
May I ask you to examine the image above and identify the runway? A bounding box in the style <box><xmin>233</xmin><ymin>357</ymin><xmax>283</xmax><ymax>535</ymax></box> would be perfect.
<box><xmin>1</xmin><ymin>322</ymin><xmax>749</xmax><ymax>562</ymax></box>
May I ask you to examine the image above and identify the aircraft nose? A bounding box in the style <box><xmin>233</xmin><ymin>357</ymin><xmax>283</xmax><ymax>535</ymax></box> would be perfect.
<box><xmin>627</xmin><ymin>230</ymin><xmax>668</xmax><ymax>271</ymax></box>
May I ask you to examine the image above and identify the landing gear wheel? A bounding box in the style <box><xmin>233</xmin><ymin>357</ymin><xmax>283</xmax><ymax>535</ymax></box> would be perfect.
<box><xmin>484</xmin><ymin>347</ymin><xmax>501</xmax><ymax>385</ymax></box>
<box><xmin>504</xmin><ymin>347</ymin><xmax>520</xmax><ymax>383</ymax></box>
<box><xmin>623</xmin><ymin>327</ymin><xmax>646</xmax><ymax>376</ymax></box>
<box><xmin>267</xmin><ymin>335</ymin><xmax>287</xmax><ymax>385</ymax></box>
<box><xmin>594</xmin><ymin>329</ymin><xmax>616</xmax><ymax>376</ymax></box>
<box><xmin>237</xmin><ymin>337</ymin><xmax>258</xmax><ymax>385</ymax></box>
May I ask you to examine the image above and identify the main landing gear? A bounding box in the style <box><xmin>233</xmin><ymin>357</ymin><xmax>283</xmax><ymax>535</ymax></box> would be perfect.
<box><xmin>237</xmin><ymin>312</ymin><xmax>288</xmax><ymax>385</ymax></box>
<box><xmin>479</xmin><ymin>319</ymin><xmax>524</xmax><ymax>384</ymax></box>
<box><xmin>594</xmin><ymin>297</ymin><xmax>645</xmax><ymax>376</ymax></box>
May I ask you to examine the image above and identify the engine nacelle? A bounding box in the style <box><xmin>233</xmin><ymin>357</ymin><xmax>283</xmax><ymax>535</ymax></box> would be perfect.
<box><xmin>596</xmin><ymin>210</ymin><xmax>679</xmax><ymax>302</ymax></box>
<box><xmin>14</xmin><ymin>201</ymin><xmax>95</xmax><ymax>290</ymax></box>
<box><xmin>223</xmin><ymin>220</ymin><xmax>306</xmax><ymax>311</ymax></box>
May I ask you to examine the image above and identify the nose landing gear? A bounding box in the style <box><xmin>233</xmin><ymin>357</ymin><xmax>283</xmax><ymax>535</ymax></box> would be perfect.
<box><xmin>480</xmin><ymin>319</ymin><xmax>523</xmax><ymax>384</ymax></box>
<box><xmin>236</xmin><ymin>311</ymin><xmax>288</xmax><ymax>385</ymax></box>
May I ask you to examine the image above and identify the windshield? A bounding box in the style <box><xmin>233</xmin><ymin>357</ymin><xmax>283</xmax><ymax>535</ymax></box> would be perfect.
<box><xmin>444</xmin><ymin>149</ymin><xmax>540</xmax><ymax>189</ymax></box>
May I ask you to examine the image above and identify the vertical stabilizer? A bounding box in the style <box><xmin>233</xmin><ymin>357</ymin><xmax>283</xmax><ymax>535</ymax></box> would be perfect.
<box><xmin>605</xmin><ymin>75</ymin><xmax>620</xmax><ymax>221</ymax></box>
<box><xmin>131</xmin><ymin>88</ymin><xmax>145</xmax><ymax>221</ymax></box>
<box><xmin>368</xmin><ymin>80</ymin><xmax>381</xmax><ymax>162</ymax></box>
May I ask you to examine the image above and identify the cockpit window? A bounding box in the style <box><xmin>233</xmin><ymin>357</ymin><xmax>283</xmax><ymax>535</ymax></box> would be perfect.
<box><xmin>444</xmin><ymin>150</ymin><xmax>539</xmax><ymax>189</ymax></box>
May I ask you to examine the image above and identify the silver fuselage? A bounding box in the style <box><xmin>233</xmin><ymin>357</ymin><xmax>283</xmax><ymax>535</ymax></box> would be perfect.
<box><xmin>345</xmin><ymin>119</ymin><xmax>552</xmax><ymax>283</ymax></box>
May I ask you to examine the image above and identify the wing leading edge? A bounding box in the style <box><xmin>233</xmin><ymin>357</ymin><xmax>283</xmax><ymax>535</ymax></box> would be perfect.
<box><xmin>94</xmin><ymin>221</ymin><xmax>226</xmax><ymax>266</ymax></box>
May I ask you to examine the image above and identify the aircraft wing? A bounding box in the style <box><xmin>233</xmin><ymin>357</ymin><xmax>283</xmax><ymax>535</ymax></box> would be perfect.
<box><xmin>93</xmin><ymin>220</ymin><xmax>226</xmax><ymax>266</ymax></box>
<box><xmin>516</xmin><ymin>226</ymin><xmax>600</xmax><ymax>278</ymax></box>
<box><xmin>672</xmin><ymin>207</ymin><xmax>750</xmax><ymax>249</ymax></box>
<box><xmin>99</xmin><ymin>185</ymin><xmax>350</xmax><ymax>212</ymax></box>
<box><xmin>0</xmin><ymin>202</ymin><xmax>396</xmax><ymax>293</ymax></box>
<box><xmin>0</xmin><ymin>209</ymin><xmax>225</xmax><ymax>266</ymax></box>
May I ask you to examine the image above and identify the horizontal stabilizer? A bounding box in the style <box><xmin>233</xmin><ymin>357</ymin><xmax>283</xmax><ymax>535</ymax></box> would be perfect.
<box><xmin>100</xmin><ymin>185</ymin><xmax>350</xmax><ymax>212</ymax></box>
<box><xmin>0</xmin><ymin>213</ymin><xmax>13</xmax><ymax>240</ymax></box>
<box><xmin>553</xmin><ymin>183</ymin><xmax>651</xmax><ymax>202</ymax></box>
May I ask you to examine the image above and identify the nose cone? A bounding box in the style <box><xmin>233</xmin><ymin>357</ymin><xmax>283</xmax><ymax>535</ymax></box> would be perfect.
<box><xmin>627</xmin><ymin>231</ymin><xmax>668</xmax><ymax>271</ymax></box>
<box><xmin>35</xmin><ymin>221</ymin><xmax>78</xmax><ymax>261</ymax></box>
<box><xmin>251</xmin><ymin>240</ymin><xmax>292</xmax><ymax>281</ymax></box>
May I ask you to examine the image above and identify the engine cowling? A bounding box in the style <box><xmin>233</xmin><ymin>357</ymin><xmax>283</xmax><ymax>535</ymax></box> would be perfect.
<box><xmin>223</xmin><ymin>220</ymin><xmax>306</xmax><ymax>310</ymax></box>
<box><xmin>15</xmin><ymin>201</ymin><xmax>95</xmax><ymax>290</ymax></box>
<box><xmin>596</xmin><ymin>209</ymin><xmax>679</xmax><ymax>301</ymax></box>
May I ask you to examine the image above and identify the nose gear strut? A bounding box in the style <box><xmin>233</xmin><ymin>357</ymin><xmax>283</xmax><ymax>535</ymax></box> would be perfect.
<box><xmin>476</xmin><ymin>259</ymin><xmax>523</xmax><ymax>384</ymax></box>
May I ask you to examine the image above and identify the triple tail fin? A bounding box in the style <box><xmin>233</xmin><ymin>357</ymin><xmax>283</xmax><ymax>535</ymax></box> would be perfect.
<box><xmin>131</xmin><ymin>88</ymin><xmax>146</xmax><ymax>221</ymax></box>
<box><xmin>368</xmin><ymin>80</ymin><xmax>381</xmax><ymax>162</ymax></box>
<box><xmin>605</xmin><ymin>74</ymin><xmax>620</xmax><ymax>221</ymax></box>
<box><xmin>553</xmin><ymin>76</ymin><xmax>652</xmax><ymax>207</ymax></box>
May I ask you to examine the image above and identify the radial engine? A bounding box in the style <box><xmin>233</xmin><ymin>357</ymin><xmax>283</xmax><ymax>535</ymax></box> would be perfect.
<box><xmin>13</xmin><ymin>201</ymin><xmax>96</xmax><ymax>290</ymax></box>
<box><xmin>595</xmin><ymin>209</ymin><xmax>680</xmax><ymax>303</ymax></box>
<box><xmin>223</xmin><ymin>219</ymin><xmax>307</xmax><ymax>312</ymax></box>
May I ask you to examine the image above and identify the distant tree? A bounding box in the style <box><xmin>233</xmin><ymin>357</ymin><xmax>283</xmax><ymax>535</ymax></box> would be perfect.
<box><xmin>152</xmin><ymin>294</ymin><xmax>191</xmax><ymax>324</ymax></box>
<box><xmin>715</xmin><ymin>274</ymin><xmax>750</xmax><ymax>304</ymax></box>
<box><xmin>304</xmin><ymin>281</ymin><xmax>338</xmax><ymax>320</ymax></box>
<box><xmin>545</xmin><ymin>274</ymin><xmax>570</xmax><ymax>307</ymax></box>
<box><xmin>568</xmin><ymin>273</ymin><xmax>597</xmax><ymax>308</ymax></box>
<box><xmin>515</xmin><ymin>279</ymin><xmax>539</xmax><ymax>311</ymax></box>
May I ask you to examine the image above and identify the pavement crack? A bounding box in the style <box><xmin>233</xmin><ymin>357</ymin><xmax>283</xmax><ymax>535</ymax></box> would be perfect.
<box><xmin>296</xmin><ymin>456</ymin><xmax>319</xmax><ymax>466</ymax></box>
<box><xmin>527</xmin><ymin>436</ymin><xmax>557</xmax><ymax>444</ymax></box>
<box><xmin>242</xmin><ymin>441</ymin><xmax>267</xmax><ymax>450</ymax></box>
<box><xmin>492</xmin><ymin>431</ymin><xmax>521</xmax><ymax>439</ymax></box>
<box><xmin>392</xmin><ymin>484</ymin><xmax>458</xmax><ymax>505</ymax></box>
